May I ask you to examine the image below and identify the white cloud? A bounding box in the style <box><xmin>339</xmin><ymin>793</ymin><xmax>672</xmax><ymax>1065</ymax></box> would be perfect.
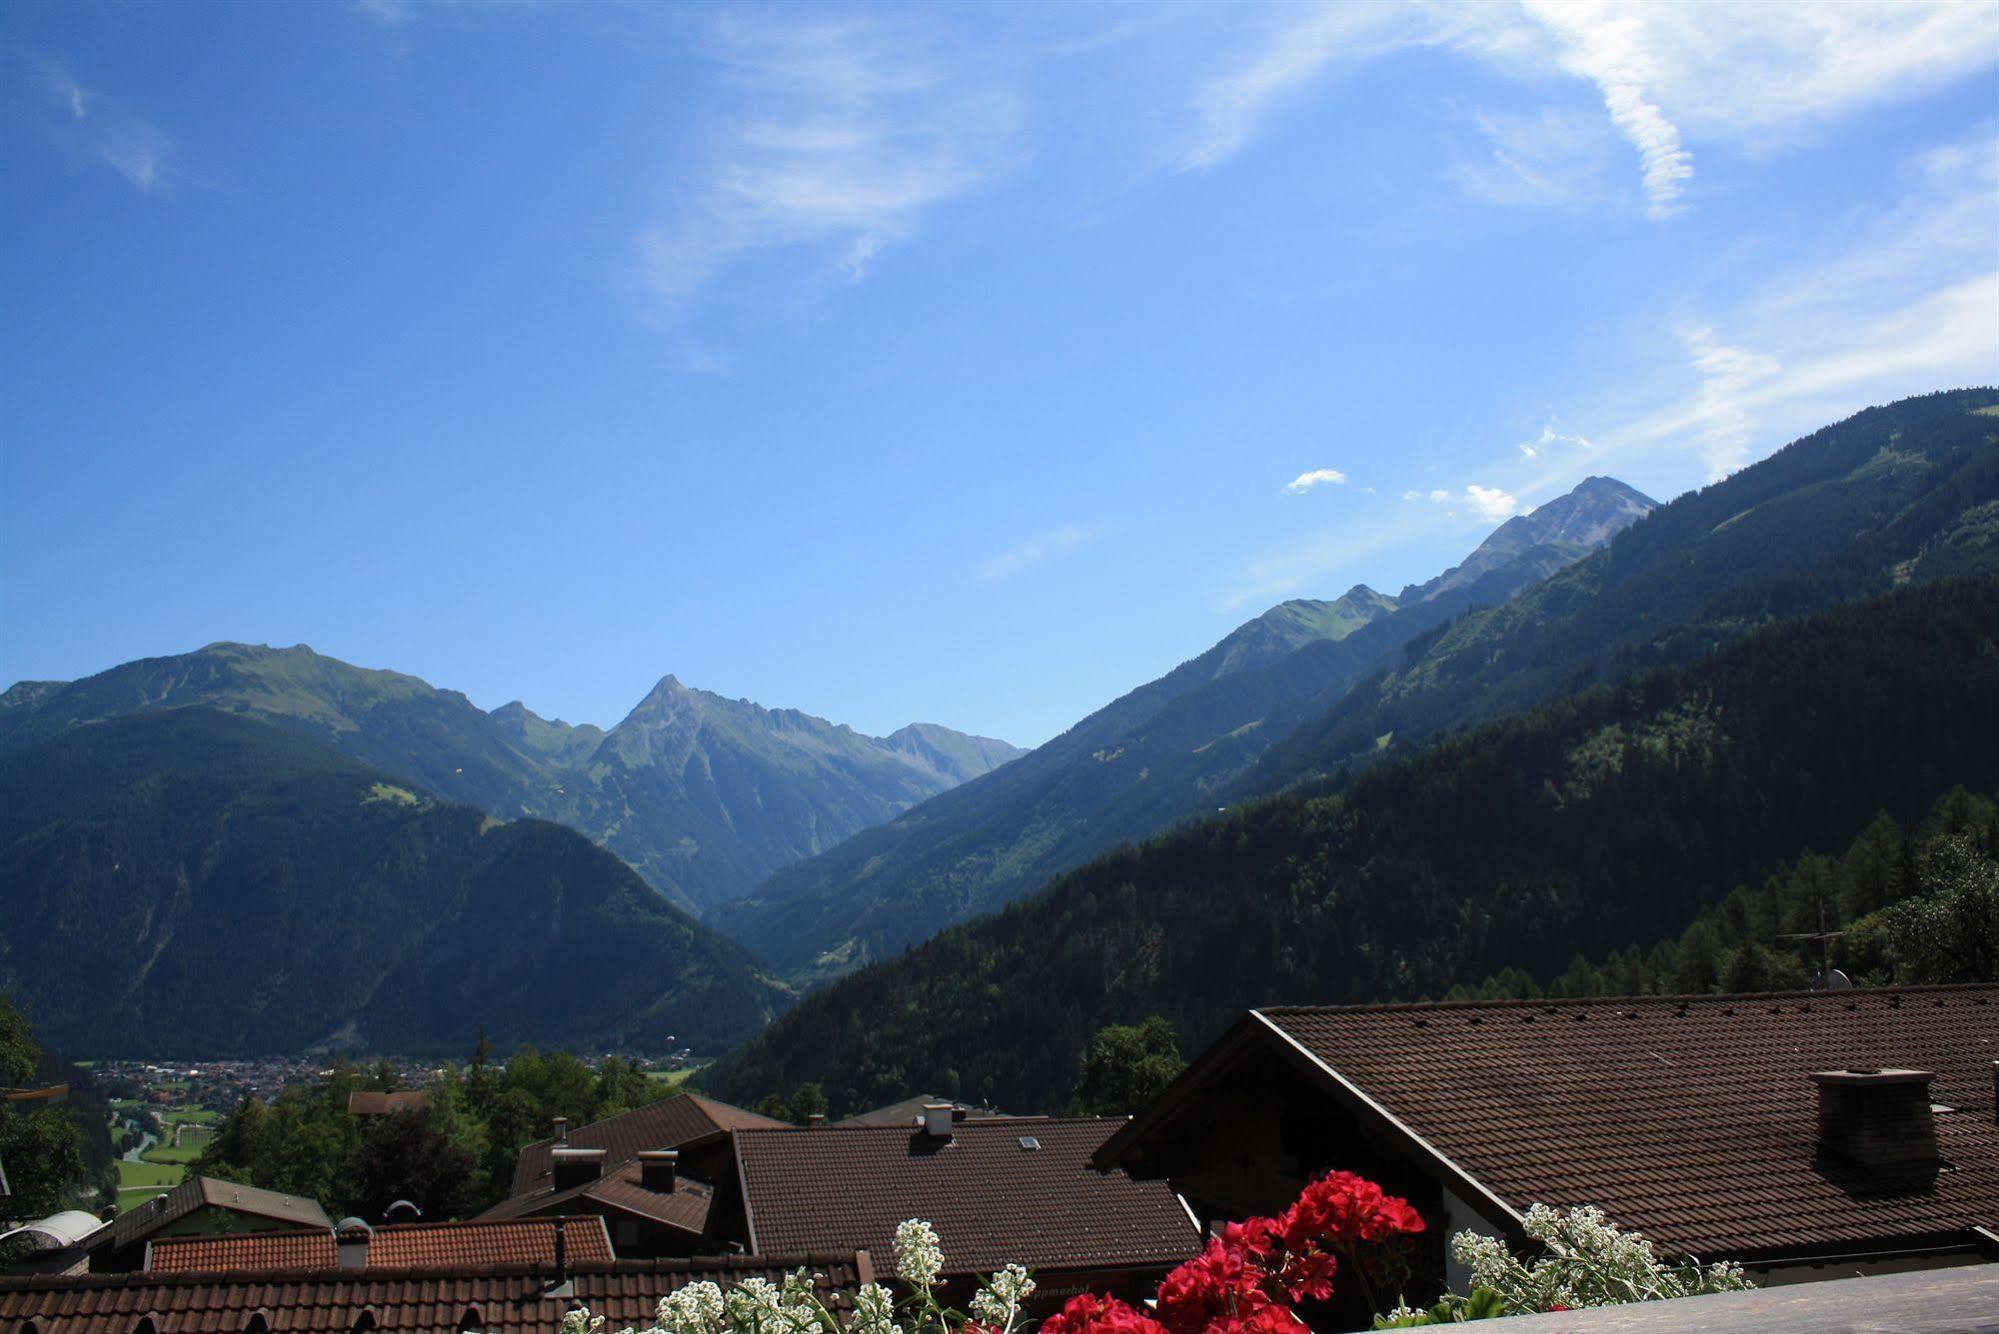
<box><xmin>977</xmin><ymin>522</ymin><xmax>1105</xmax><ymax>582</ymax></box>
<box><xmin>1451</xmin><ymin>106</ymin><xmax>1619</xmax><ymax>209</ymax></box>
<box><xmin>1285</xmin><ymin>467</ymin><xmax>1348</xmax><ymax>494</ymax></box>
<box><xmin>1678</xmin><ymin>325</ymin><xmax>1782</xmax><ymax>480</ymax></box>
<box><xmin>638</xmin><ymin>14</ymin><xmax>1023</xmax><ymax>309</ymax></box>
<box><xmin>353</xmin><ymin>0</ymin><xmax>414</xmax><ymax>25</ymax></box>
<box><xmin>1518</xmin><ymin>420</ymin><xmax>1594</xmax><ymax>459</ymax></box>
<box><xmin>1517</xmin><ymin>1</ymin><xmax>1692</xmax><ymax>217</ymax></box>
<box><xmin>1181</xmin><ymin>2</ymin><xmax>1423</xmax><ymax>169</ymax></box>
<box><xmin>30</xmin><ymin>59</ymin><xmax>173</xmax><ymax>193</ymax></box>
<box><xmin>1403</xmin><ymin>485</ymin><xmax>1519</xmax><ymax>520</ymax></box>
<box><xmin>1185</xmin><ymin>1</ymin><xmax>1999</xmax><ymax>215</ymax></box>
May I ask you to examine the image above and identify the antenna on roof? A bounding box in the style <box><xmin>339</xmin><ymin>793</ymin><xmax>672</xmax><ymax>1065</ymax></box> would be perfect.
<box><xmin>1779</xmin><ymin>894</ymin><xmax>1853</xmax><ymax>989</ymax></box>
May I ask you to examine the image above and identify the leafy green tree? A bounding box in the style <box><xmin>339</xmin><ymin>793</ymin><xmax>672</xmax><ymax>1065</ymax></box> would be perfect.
<box><xmin>0</xmin><ymin>996</ymin><xmax>87</xmax><ymax>1216</ymax></box>
<box><xmin>1073</xmin><ymin>1017</ymin><xmax>1184</xmax><ymax>1116</ymax></box>
<box><xmin>354</xmin><ymin>1111</ymin><xmax>477</xmax><ymax>1221</ymax></box>
<box><xmin>1880</xmin><ymin>837</ymin><xmax>1999</xmax><ymax>983</ymax></box>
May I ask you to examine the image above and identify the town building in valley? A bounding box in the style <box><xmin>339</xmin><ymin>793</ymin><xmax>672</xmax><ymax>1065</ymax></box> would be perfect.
<box><xmin>1095</xmin><ymin>983</ymin><xmax>1999</xmax><ymax>1321</ymax></box>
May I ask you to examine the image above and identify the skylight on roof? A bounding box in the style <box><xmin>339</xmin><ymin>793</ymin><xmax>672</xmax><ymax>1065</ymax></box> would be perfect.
<box><xmin>1019</xmin><ymin>1136</ymin><xmax>1041</xmax><ymax>1151</ymax></box>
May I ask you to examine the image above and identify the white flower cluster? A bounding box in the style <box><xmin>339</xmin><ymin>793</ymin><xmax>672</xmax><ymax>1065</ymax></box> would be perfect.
<box><xmin>1450</xmin><ymin>1204</ymin><xmax>1752</xmax><ymax>1314</ymax></box>
<box><xmin>968</xmin><ymin>1264</ymin><xmax>1036</xmax><ymax>1333</ymax></box>
<box><xmin>654</xmin><ymin>1281</ymin><xmax>726</xmax><ymax>1334</ymax></box>
<box><xmin>562</xmin><ymin>1220</ymin><xmax>1037</xmax><ymax>1334</ymax></box>
<box><xmin>894</xmin><ymin>1219</ymin><xmax>945</xmax><ymax>1291</ymax></box>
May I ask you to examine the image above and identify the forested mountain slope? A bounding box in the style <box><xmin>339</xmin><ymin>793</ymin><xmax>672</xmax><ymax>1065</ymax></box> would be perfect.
<box><xmin>1250</xmin><ymin>388</ymin><xmax>1999</xmax><ymax>793</ymax></box>
<box><xmin>0</xmin><ymin>708</ymin><xmax>787</xmax><ymax>1057</ymax></box>
<box><xmin>717</xmin><ymin>477</ymin><xmax>1655</xmax><ymax>979</ymax></box>
<box><xmin>710</xmin><ymin>579</ymin><xmax>1999</xmax><ymax>1116</ymax></box>
<box><xmin>0</xmin><ymin>644</ymin><xmax>1020</xmax><ymax>914</ymax></box>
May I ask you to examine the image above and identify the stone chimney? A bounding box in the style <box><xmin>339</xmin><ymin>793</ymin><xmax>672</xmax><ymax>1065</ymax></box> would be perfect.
<box><xmin>1810</xmin><ymin>1068</ymin><xmax>1938</xmax><ymax>1177</ymax></box>
<box><xmin>922</xmin><ymin>1103</ymin><xmax>954</xmax><ymax>1139</ymax></box>
<box><xmin>550</xmin><ymin>1146</ymin><xmax>606</xmax><ymax>1191</ymax></box>
<box><xmin>638</xmin><ymin>1149</ymin><xmax>679</xmax><ymax>1192</ymax></box>
<box><xmin>335</xmin><ymin>1218</ymin><xmax>372</xmax><ymax>1270</ymax></box>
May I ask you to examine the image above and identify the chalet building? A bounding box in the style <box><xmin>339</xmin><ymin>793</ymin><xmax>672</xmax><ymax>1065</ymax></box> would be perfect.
<box><xmin>1094</xmin><ymin>984</ymin><xmax>1999</xmax><ymax>1319</ymax></box>
<box><xmin>714</xmin><ymin>1109</ymin><xmax>1203</xmax><ymax>1310</ymax></box>
<box><xmin>144</xmin><ymin>1216</ymin><xmax>613</xmax><ymax>1274</ymax></box>
<box><xmin>0</xmin><ymin>1251</ymin><xmax>867</xmax><ymax>1334</ymax></box>
<box><xmin>480</xmin><ymin>1094</ymin><xmax>782</xmax><ymax>1257</ymax></box>
<box><xmin>81</xmin><ymin>1178</ymin><xmax>333</xmax><ymax>1274</ymax></box>
<box><xmin>344</xmin><ymin>1091</ymin><xmax>431</xmax><ymax>1118</ymax></box>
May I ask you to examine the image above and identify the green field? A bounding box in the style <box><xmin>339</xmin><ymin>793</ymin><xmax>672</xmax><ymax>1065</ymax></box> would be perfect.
<box><xmin>144</xmin><ymin>1142</ymin><xmax>205</xmax><ymax>1164</ymax></box>
<box><xmin>116</xmin><ymin>1159</ymin><xmax>182</xmax><ymax>1196</ymax></box>
<box><xmin>645</xmin><ymin>1065</ymin><xmax>705</xmax><ymax>1092</ymax></box>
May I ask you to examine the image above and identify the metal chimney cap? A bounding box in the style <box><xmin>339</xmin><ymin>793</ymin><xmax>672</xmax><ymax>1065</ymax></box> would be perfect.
<box><xmin>550</xmin><ymin>1146</ymin><xmax>607</xmax><ymax>1161</ymax></box>
<box><xmin>1810</xmin><ymin>1068</ymin><xmax>1935</xmax><ymax>1086</ymax></box>
<box><xmin>635</xmin><ymin>1149</ymin><xmax>680</xmax><ymax>1161</ymax></box>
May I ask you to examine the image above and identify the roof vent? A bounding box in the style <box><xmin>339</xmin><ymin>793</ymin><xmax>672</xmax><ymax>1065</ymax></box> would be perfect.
<box><xmin>383</xmin><ymin>1199</ymin><xmax>422</xmax><ymax>1223</ymax></box>
<box><xmin>1811</xmin><ymin>1068</ymin><xmax>1939</xmax><ymax>1181</ymax></box>
<box><xmin>922</xmin><ymin>1103</ymin><xmax>954</xmax><ymax>1139</ymax></box>
<box><xmin>637</xmin><ymin>1149</ymin><xmax>679</xmax><ymax>1193</ymax></box>
<box><xmin>1019</xmin><ymin>1136</ymin><xmax>1041</xmax><ymax>1152</ymax></box>
<box><xmin>551</xmin><ymin>1116</ymin><xmax>569</xmax><ymax>1144</ymax></box>
<box><xmin>550</xmin><ymin>1146</ymin><xmax>606</xmax><ymax>1192</ymax></box>
<box><xmin>334</xmin><ymin>1217</ymin><xmax>372</xmax><ymax>1270</ymax></box>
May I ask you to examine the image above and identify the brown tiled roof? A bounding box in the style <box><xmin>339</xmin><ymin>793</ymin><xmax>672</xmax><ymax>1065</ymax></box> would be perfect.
<box><xmin>147</xmin><ymin>1219</ymin><xmax>614</xmax><ymax>1274</ymax></box>
<box><xmin>480</xmin><ymin>1162</ymin><xmax>715</xmax><ymax>1236</ymax></box>
<box><xmin>836</xmin><ymin>1096</ymin><xmax>1007</xmax><ymax>1126</ymax></box>
<box><xmin>95</xmin><ymin>1178</ymin><xmax>332</xmax><ymax>1257</ymax></box>
<box><xmin>1246</xmin><ymin>985</ymin><xmax>1999</xmax><ymax>1259</ymax></box>
<box><xmin>507</xmin><ymin>1096</ymin><xmax>782</xmax><ymax>1199</ymax></box>
<box><xmin>0</xmin><ymin>1254</ymin><xmax>864</xmax><ymax>1333</ymax></box>
<box><xmin>734</xmin><ymin>1117</ymin><xmax>1201</xmax><ymax>1277</ymax></box>
<box><xmin>346</xmin><ymin>1091</ymin><xmax>432</xmax><ymax>1117</ymax></box>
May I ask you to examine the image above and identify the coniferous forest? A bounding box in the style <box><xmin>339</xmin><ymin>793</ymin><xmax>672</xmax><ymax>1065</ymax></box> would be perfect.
<box><xmin>713</xmin><ymin>578</ymin><xmax>1999</xmax><ymax>1115</ymax></box>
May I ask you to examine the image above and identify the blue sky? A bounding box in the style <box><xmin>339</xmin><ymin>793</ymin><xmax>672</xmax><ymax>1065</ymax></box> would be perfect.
<box><xmin>4</xmin><ymin>2</ymin><xmax>1996</xmax><ymax>747</ymax></box>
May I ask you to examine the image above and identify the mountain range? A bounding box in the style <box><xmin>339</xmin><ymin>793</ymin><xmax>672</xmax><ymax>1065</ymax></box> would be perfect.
<box><xmin>713</xmin><ymin>476</ymin><xmax>1659</xmax><ymax>980</ymax></box>
<box><xmin>710</xmin><ymin>387</ymin><xmax>1999</xmax><ymax>1111</ymax></box>
<box><xmin>0</xmin><ymin>707</ymin><xmax>786</xmax><ymax>1057</ymax></box>
<box><xmin>0</xmin><ymin>647</ymin><xmax>1021</xmax><ymax>915</ymax></box>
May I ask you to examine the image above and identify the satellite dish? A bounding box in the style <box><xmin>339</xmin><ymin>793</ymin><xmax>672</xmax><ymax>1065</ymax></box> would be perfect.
<box><xmin>1813</xmin><ymin>968</ymin><xmax>1854</xmax><ymax>991</ymax></box>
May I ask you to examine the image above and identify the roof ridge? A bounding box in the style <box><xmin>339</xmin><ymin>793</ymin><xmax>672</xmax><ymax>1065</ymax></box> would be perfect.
<box><xmin>1257</xmin><ymin>982</ymin><xmax>1999</xmax><ymax>1017</ymax></box>
<box><xmin>739</xmin><ymin>1114</ymin><xmax>1115</xmax><ymax>1135</ymax></box>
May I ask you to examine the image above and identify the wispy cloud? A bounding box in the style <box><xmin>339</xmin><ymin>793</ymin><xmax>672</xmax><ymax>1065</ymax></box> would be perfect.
<box><xmin>1184</xmin><ymin>1</ymin><xmax>1999</xmax><ymax>216</ymax></box>
<box><xmin>353</xmin><ymin>0</ymin><xmax>415</xmax><ymax>25</ymax></box>
<box><xmin>1404</xmin><ymin>484</ymin><xmax>1519</xmax><ymax>521</ymax></box>
<box><xmin>1450</xmin><ymin>106</ymin><xmax>1619</xmax><ymax>209</ymax></box>
<box><xmin>30</xmin><ymin>57</ymin><xmax>174</xmax><ymax>193</ymax></box>
<box><xmin>1518</xmin><ymin>420</ymin><xmax>1594</xmax><ymax>459</ymax></box>
<box><xmin>1181</xmin><ymin>2</ymin><xmax>1419</xmax><ymax>170</ymax></box>
<box><xmin>977</xmin><ymin>522</ymin><xmax>1105</xmax><ymax>583</ymax></box>
<box><xmin>1517</xmin><ymin>2</ymin><xmax>1692</xmax><ymax>218</ymax></box>
<box><xmin>638</xmin><ymin>13</ymin><xmax>1024</xmax><ymax>311</ymax></box>
<box><xmin>1284</xmin><ymin>467</ymin><xmax>1348</xmax><ymax>494</ymax></box>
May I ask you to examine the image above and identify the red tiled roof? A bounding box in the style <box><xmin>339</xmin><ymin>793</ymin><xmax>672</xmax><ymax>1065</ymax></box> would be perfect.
<box><xmin>95</xmin><ymin>1178</ymin><xmax>332</xmax><ymax>1258</ymax></box>
<box><xmin>0</xmin><ymin>1254</ymin><xmax>864</xmax><ymax>1334</ymax></box>
<box><xmin>147</xmin><ymin>1219</ymin><xmax>614</xmax><ymax>1274</ymax></box>
<box><xmin>480</xmin><ymin>1162</ymin><xmax>715</xmax><ymax>1236</ymax></box>
<box><xmin>507</xmin><ymin>1096</ymin><xmax>782</xmax><ymax>1199</ymax></box>
<box><xmin>347</xmin><ymin>1091</ymin><xmax>432</xmax><ymax>1117</ymax></box>
<box><xmin>1248</xmin><ymin>985</ymin><xmax>1999</xmax><ymax>1258</ymax></box>
<box><xmin>734</xmin><ymin>1117</ymin><xmax>1201</xmax><ymax>1277</ymax></box>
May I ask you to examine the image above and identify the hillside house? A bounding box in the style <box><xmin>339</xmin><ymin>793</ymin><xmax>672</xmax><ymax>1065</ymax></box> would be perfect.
<box><xmin>481</xmin><ymin>1094</ymin><xmax>783</xmax><ymax>1257</ymax></box>
<box><xmin>80</xmin><ymin>1178</ymin><xmax>333</xmax><ymax>1274</ymax></box>
<box><xmin>713</xmin><ymin>1109</ymin><xmax>1203</xmax><ymax>1310</ymax></box>
<box><xmin>1094</xmin><ymin>984</ymin><xmax>1999</xmax><ymax>1324</ymax></box>
<box><xmin>144</xmin><ymin>1216</ymin><xmax>613</xmax><ymax>1274</ymax></box>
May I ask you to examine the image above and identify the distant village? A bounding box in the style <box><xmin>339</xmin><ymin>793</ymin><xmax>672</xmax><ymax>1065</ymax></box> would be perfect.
<box><xmin>3</xmin><ymin>984</ymin><xmax>1993</xmax><ymax>1331</ymax></box>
